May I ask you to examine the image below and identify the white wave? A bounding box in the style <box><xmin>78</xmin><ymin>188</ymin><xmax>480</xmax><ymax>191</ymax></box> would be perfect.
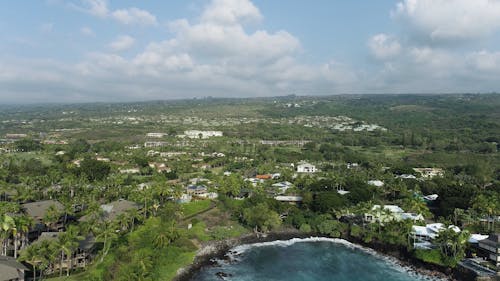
<box><xmin>227</xmin><ymin>237</ymin><xmax>448</xmax><ymax>281</ymax></box>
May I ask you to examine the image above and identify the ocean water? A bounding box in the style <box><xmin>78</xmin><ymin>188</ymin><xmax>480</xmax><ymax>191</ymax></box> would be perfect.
<box><xmin>192</xmin><ymin>238</ymin><xmax>442</xmax><ymax>281</ymax></box>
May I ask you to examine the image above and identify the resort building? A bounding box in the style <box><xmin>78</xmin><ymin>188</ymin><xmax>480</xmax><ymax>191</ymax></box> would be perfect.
<box><xmin>32</xmin><ymin>232</ymin><xmax>96</xmax><ymax>273</ymax></box>
<box><xmin>478</xmin><ymin>233</ymin><xmax>500</xmax><ymax>266</ymax></box>
<box><xmin>0</xmin><ymin>255</ymin><xmax>28</xmax><ymax>281</ymax></box>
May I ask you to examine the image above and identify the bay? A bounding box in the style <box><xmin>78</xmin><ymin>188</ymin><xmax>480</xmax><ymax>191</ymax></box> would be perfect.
<box><xmin>192</xmin><ymin>238</ymin><xmax>443</xmax><ymax>281</ymax></box>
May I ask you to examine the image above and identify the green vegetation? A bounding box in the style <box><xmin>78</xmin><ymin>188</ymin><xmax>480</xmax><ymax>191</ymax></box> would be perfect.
<box><xmin>0</xmin><ymin>94</ymin><xmax>498</xmax><ymax>279</ymax></box>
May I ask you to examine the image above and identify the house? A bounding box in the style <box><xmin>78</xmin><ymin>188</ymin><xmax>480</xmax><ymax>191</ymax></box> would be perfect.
<box><xmin>413</xmin><ymin>168</ymin><xmax>444</xmax><ymax>179</ymax></box>
<box><xmin>148</xmin><ymin>162</ymin><xmax>171</xmax><ymax>173</ymax></box>
<box><xmin>244</xmin><ymin>178</ymin><xmax>264</xmax><ymax>187</ymax></box>
<box><xmin>396</xmin><ymin>174</ymin><xmax>417</xmax><ymax>179</ymax></box>
<box><xmin>0</xmin><ymin>255</ymin><xmax>28</xmax><ymax>281</ymax></box>
<box><xmin>189</xmin><ymin>178</ymin><xmax>211</xmax><ymax>185</ymax></box>
<box><xmin>33</xmin><ymin>232</ymin><xmax>96</xmax><ymax>273</ymax></box>
<box><xmin>365</xmin><ymin>205</ymin><xmax>424</xmax><ymax>223</ymax></box>
<box><xmin>411</xmin><ymin>223</ymin><xmax>461</xmax><ymax>249</ymax></box>
<box><xmin>80</xmin><ymin>199</ymin><xmax>141</xmax><ymax>223</ymax></box>
<box><xmin>296</xmin><ymin>162</ymin><xmax>316</xmax><ymax>173</ymax></box>
<box><xmin>146</xmin><ymin>133</ymin><xmax>167</xmax><ymax>138</ymax></box>
<box><xmin>119</xmin><ymin>168</ymin><xmax>140</xmax><ymax>174</ymax></box>
<box><xmin>274</xmin><ymin>196</ymin><xmax>303</xmax><ymax>204</ymax></box>
<box><xmin>256</xmin><ymin>174</ymin><xmax>272</xmax><ymax>180</ymax></box>
<box><xmin>367</xmin><ymin>180</ymin><xmax>384</xmax><ymax>187</ymax></box>
<box><xmin>186</xmin><ymin>185</ymin><xmax>208</xmax><ymax>196</ymax></box>
<box><xmin>478</xmin><ymin>233</ymin><xmax>500</xmax><ymax>266</ymax></box>
<box><xmin>144</xmin><ymin>141</ymin><xmax>167</xmax><ymax>148</ymax></box>
<box><xmin>272</xmin><ymin>181</ymin><xmax>293</xmax><ymax>194</ymax></box>
<box><xmin>22</xmin><ymin>200</ymin><xmax>65</xmax><ymax>234</ymax></box>
<box><xmin>346</xmin><ymin>162</ymin><xmax>359</xmax><ymax>169</ymax></box>
<box><xmin>197</xmin><ymin>192</ymin><xmax>218</xmax><ymax>199</ymax></box>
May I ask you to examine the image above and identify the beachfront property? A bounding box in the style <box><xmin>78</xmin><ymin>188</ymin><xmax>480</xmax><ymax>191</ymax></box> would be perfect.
<box><xmin>478</xmin><ymin>233</ymin><xmax>500</xmax><ymax>266</ymax></box>
<box><xmin>296</xmin><ymin>162</ymin><xmax>316</xmax><ymax>173</ymax></box>
<box><xmin>411</xmin><ymin>223</ymin><xmax>461</xmax><ymax>249</ymax></box>
<box><xmin>31</xmin><ymin>232</ymin><xmax>96</xmax><ymax>273</ymax></box>
<box><xmin>364</xmin><ymin>205</ymin><xmax>424</xmax><ymax>224</ymax></box>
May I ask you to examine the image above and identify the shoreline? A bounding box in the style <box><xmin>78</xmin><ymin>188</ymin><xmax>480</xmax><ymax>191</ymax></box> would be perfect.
<box><xmin>173</xmin><ymin>229</ymin><xmax>470</xmax><ymax>281</ymax></box>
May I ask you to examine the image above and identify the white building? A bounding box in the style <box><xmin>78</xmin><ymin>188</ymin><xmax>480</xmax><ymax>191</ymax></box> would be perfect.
<box><xmin>144</xmin><ymin>141</ymin><xmax>167</xmax><ymax>148</ymax></box>
<box><xmin>119</xmin><ymin>168</ymin><xmax>140</xmax><ymax>174</ymax></box>
<box><xmin>297</xmin><ymin>162</ymin><xmax>316</xmax><ymax>173</ymax></box>
<box><xmin>367</xmin><ymin>180</ymin><xmax>384</xmax><ymax>187</ymax></box>
<box><xmin>365</xmin><ymin>205</ymin><xmax>424</xmax><ymax>223</ymax></box>
<box><xmin>183</xmin><ymin>130</ymin><xmax>223</xmax><ymax>139</ymax></box>
<box><xmin>411</xmin><ymin>223</ymin><xmax>461</xmax><ymax>249</ymax></box>
<box><xmin>413</xmin><ymin>168</ymin><xmax>444</xmax><ymax>179</ymax></box>
<box><xmin>146</xmin><ymin>133</ymin><xmax>168</xmax><ymax>138</ymax></box>
<box><xmin>274</xmin><ymin>196</ymin><xmax>303</xmax><ymax>204</ymax></box>
<box><xmin>272</xmin><ymin>181</ymin><xmax>293</xmax><ymax>194</ymax></box>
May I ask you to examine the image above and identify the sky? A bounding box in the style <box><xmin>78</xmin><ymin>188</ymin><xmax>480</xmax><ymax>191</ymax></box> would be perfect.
<box><xmin>1</xmin><ymin>0</ymin><xmax>500</xmax><ymax>103</ymax></box>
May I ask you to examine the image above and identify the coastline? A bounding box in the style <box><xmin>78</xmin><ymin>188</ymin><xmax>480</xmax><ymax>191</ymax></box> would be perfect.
<box><xmin>173</xmin><ymin>229</ymin><xmax>468</xmax><ymax>281</ymax></box>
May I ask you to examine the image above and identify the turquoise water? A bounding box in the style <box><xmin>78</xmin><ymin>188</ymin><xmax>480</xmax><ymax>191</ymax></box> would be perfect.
<box><xmin>192</xmin><ymin>238</ymin><xmax>440</xmax><ymax>281</ymax></box>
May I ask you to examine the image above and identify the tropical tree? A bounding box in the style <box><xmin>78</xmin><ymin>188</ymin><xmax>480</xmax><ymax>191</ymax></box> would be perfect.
<box><xmin>94</xmin><ymin>221</ymin><xmax>118</xmax><ymax>262</ymax></box>
<box><xmin>57</xmin><ymin>226</ymin><xmax>83</xmax><ymax>276</ymax></box>
<box><xmin>1</xmin><ymin>213</ymin><xmax>15</xmax><ymax>255</ymax></box>
<box><xmin>19</xmin><ymin>244</ymin><xmax>43</xmax><ymax>281</ymax></box>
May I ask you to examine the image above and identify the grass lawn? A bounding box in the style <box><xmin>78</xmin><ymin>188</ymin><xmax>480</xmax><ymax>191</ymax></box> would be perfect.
<box><xmin>181</xmin><ymin>200</ymin><xmax>213</xmax><ymax>217</ymax></box>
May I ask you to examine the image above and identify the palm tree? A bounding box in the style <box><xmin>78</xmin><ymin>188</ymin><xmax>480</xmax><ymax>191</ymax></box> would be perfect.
<box><xmin>19</xmin><ymin>244</ymin><xmax>43</xmax><ymax>281</ymax></box>
<box><xmin>43</xmin><ymin>204</ymin><xmax>61</xmax><ymax>231</ymax></box>
<box><xmin>13</xmin><ymin>215</ymin><xmax>34</xmax><ymax>257</ymax></box>
<box><xmin>125</xmin><ymin>208</ymin><xmax>142</xmax><ymax>231</ymax></box>
<box><xmin>57</xmin><ymin>226</ymin><xmax>83</xmax><ymax>276</ymax></box>
<box><xmin>1</xmin><ymin>213</ymin><xmax>15</xmax><ymax>255</ymax></box>
<box><xmin>94</xmin><ymin>221</ymin><xmax>118</xmax><ymax>262</ymax></box>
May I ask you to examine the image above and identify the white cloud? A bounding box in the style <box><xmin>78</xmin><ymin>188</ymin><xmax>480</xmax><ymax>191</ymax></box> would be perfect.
<box><xmin>81</xmin><ymin>0</ymin><xmax>108</xmax><ymax>18</ymax></box>
<box><xmin>4</xmin><ymin>0</ymin><xmax>500</xmax><ymax>103</ymax></box>
<box><xmin>108</xmin><ymin>35</ymin><xmax>135</xmax><ymax>51</ymax></box>
<box><xmin>76</xmin><ymin>0</ymin><xmax>157</xmax><ymax>26</ymax></box>
<box><xmin>393</xmin><ymin>0</ymin><xmax>500</xmax><ymax>43</ymax></box>
<box><xmin>200</xmin><ymin>0</ymin><xmax>262</xmax><ymax>25</ymax></box>
<box><xmin>466</xmin><ymin>51</ymin><xmax>500</xmax><ymax>72</ymax></box>
<box><xmin>110</xmin><ymin>8</ymin><xmax>157</xmax><ymax>26</ymax></box>
<box><xmin>80</xmin><ymin>26</ymin><xmax>94</xmax><ymax>36</ymax></box>
<box><xmin>368</xmin><ymin>33</ymin><xmax>401</xmax><ymax>60</ymax></box>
